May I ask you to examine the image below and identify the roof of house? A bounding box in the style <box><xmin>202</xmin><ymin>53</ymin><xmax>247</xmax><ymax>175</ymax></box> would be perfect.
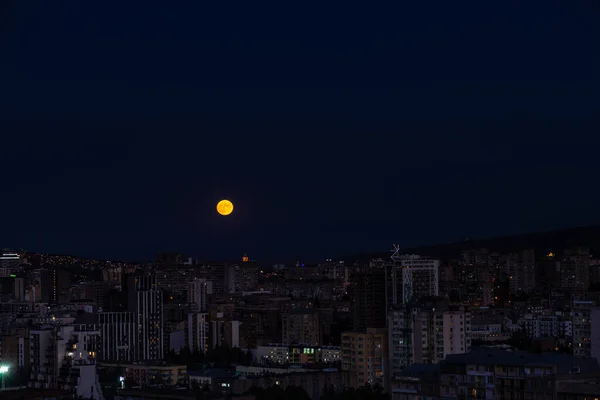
<box><xmin>442</xmin><ymin>347</ymin><xmax>600</xmax><ymax>375</ymax></box>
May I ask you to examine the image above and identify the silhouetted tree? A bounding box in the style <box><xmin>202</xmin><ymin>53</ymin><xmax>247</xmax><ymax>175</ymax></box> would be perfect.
<box><xmin>320</xmin><ymin>383</ymin><xmax>387</xmax><ymax>400</ymax></box>
<box><xmin>230</xmin><ymin>346</ymin><xmax>244</xmax><ymax>364</ymax></box>
<box><xmin>285</xmin><ymin>385</ymin><xmax>312</xmax><ymax>400</ymax></box>
<box><xmin>314</xmin><ymin>297</ymin><xmax>322</xmax><ymax>308</ymax></box>
<box><xmin>243</xmin><ymin>349</ymin><xmax>253</xmax><ymax>365</ymax></box>
<box><xmin>265</xmin><ymin>385</ymin><xmax>286</xmax><ymax>399</ymax></box>
<box><xmin>507</xmin><ymin>330</ymin><xmax>533</xmax><ymax>350</ymax></box>
<box><xmin>327</xmin><ymin>315</ymin><xmax>352</xmax><ymax>346</ymax></box>
<box><xmin>150</xmin><ymin>373</ymin><xmax>167</xmax><ymax>386</ymax></box>
<box><xmin>195</xmin><ymin>384</ymin><xmax>213</xmax><ymax>400</ymax></box>
<box><xmin>124</xmin><ymin>377</ymin><xmax>136</xmax><ymax>389</ymax></box>
<box><xmin>192</xmin><ymin>349</ymin><xmax>205</xmax><ymax>362</ymax></box>
<box><xmin>208</xmin><ymin>343</ymin><xmax>231</xmax><ymax>366</ymax></box>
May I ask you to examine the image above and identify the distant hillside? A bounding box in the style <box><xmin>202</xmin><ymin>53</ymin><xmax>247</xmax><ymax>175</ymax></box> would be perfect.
<box><xmin>351</xmin><ymin>224</ymin><xmax>600</xmax><ymax>262</ymax></box>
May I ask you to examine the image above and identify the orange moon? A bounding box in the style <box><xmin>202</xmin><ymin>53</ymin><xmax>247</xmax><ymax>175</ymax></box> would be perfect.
<box><xmin>216</xmin><ymin>199</ymin><xmax>234</xmax><ymax>216</ymax></box>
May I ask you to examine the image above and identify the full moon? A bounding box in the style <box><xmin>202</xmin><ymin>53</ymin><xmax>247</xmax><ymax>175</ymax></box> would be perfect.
<box><xmin>216</xmin><ymin>199</ymin><xmax>234</xmax><ymax>216</ymax></box>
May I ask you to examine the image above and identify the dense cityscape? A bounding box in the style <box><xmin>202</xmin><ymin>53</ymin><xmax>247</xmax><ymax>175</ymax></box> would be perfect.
<box><xmin>0</xmin><ymin>226</ymin><xmax>599</xmax><ymax>399</ymax></box>
<box><xmin>2</xmin><ymin>0</ymin><xmax>599</xmax><ymax>398</ymax></box>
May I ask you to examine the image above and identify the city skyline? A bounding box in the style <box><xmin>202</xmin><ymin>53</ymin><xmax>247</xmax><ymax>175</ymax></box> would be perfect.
<box><xmin>2</xmin><ymin>233</ymin><xmax>600</xmax><ymax>398</ymax></box>
<box><xmin>4</xmin><ymin>222</ymin><xmax>600</xmax><ymax>265</ymax></box>
<box><xmin>3</xmin><ymin>1</ymin><xmax>600</xmax><ymax>399</ymax></box>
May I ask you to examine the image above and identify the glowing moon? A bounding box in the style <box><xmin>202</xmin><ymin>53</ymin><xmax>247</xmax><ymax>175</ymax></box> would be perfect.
<box><xmin>216</xmin><ymin>199</ymin><xmax>234</xmax><ymax>216</ymax></box>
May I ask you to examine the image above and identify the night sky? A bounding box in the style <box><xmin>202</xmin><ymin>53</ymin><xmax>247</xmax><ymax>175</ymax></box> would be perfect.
<box><xmin>1</xmin><ymin>1</ymin><xmax>599</xmax><ymax>262</ymax></box>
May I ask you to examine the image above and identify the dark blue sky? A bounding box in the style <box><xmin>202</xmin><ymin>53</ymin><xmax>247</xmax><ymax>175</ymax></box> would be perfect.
<box><xmin>1</xmin><ymin>1</ymin><xmax>599</xmax><ymax>262</ymax></box>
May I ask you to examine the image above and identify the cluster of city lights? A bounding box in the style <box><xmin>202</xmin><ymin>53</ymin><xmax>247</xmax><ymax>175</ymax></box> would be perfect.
<box><xmin>0</xmin><ymin>365</ymin><xmax>9</xmax><ymax>391</ymax></box>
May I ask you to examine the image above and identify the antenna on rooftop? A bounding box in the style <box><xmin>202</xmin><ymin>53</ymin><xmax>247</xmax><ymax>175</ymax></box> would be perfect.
<box><xmin>391</xmin><ymin>244</ymin><xmax>401</xmax><ymax>263</ymax></box>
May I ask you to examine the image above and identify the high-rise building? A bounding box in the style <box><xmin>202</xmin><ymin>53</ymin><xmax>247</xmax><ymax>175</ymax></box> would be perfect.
<box><xmin>353</xmin><ymin>254</ymin><xmax>440</xmax><ymax>333</ymax></box>
<box><xmin>352</xmin><ymin>268</ymin><xmax>387</xmax><ymax>332</ymax></box>
<box><xmin>388</xmin><ymin>297</ymin><xmax>471</xmax><ymax>377</ymax></box>
<box><xmin>573</xmin><ymin>300</ymin><xmax>595</xmax><ymax>358</ymax></box>
<box><xmin>102</xmin><ymin>265</ymin><xmax>132</xmax><ymax>285</ymax></box>
<box><xmin>62</xmin><ymin>320</ymin><xmax>103</xmax><ymax>399</ymax></box>
<box><xmin>14</xmin><ymin>277</ymin><xmax>25</xmax><ymax>301</ymax></box>
<box><xmin>136</xmin><ymin>288</ymin><xmax>163</xmax><ymax>361</ymax></box>
<box><xmin>281</xmin><ymin>309</ymin><xmax>322</xmax><ymax>345</ymax></box>
<box><xmin>187</xmin><ymin>312</ymin><xmax>209</xmax><ymax>354</ymax></box>
<box><xmin>29</xmin><ymin>327</ymin><xmax>59</xmax><ymax>388</ymax></box>
<box><xmin>225</xmin><ymin>264</ymin><xmax>241</xmax><ymax>293</ymax></box>
<box><xmin>37</xmin><ymin>268</ymin><xmax>51</xmax><ymax>303</ymax></box>
<box><xmin>440</xmin><ymin>348</ymin><xmax>599</xmax><ymax>399</ymax></box>
<box><xmin>98</xmin><ymin>312</ymin><xmax>137</xmax><ymax>361</ymax></box>
<box><xmin>341</xmin><ymin>328</ymin><xmax>389</xmax><ymax>390</ymax></box>
<box><xmin>1</xmin><ymin>327</ymin><xmax>29</xmax><ymax>372</ymax></box>
<box><xmin>560</xmin><ymin>248</ymin><xmax>591</xmax><ymax>291</ymax></box>
<box><xmin>238</xmin><ymin>304</ymin><xmax>281</xmax><ymax>348</ymax></box>
<box><xmin>590</xmin><ymin>306</ymin><xmax>600</xmax><ymax>362</ymax></box>
<box><xmin>188</xmin><ymin>279</ymin><xmax>213</xmax><ymax>312</ymax></box>
<box><xmin>37</xmin><ymin>267</ymin><xmax>70</xmax><ymax>304</ymax></box>
<box><xmin>124</xmin><ymin>273</ymin><xmax>164</xmax><ymax>361</ymax></box>
<box><xmin>398</xmin><ymin>255</ymin><xmax>439</xmax><ymax>303</ymax></box>
<box><xmin>209</xmin><ymin>312</ymin><xmax>241</xmax><ymax>349</ymax></box>
<box><xmin>507</xmin><ymin>249</ymin><xmax>536</xmax><ymax>294</ymax></box>
<box><xmin>241</xmin><ymin>265</ymin><xmax>260</xmax><ymax>291</ymax></box>
<box><xmin>457</xmin><ymin>249</ymin><xmax>497</xmax><ymax>305</ymax></box>
<box><xmin>29</xmin><ymin>322</ymin><xmax>101</xmax><ymax>394</ymax></box>
<box><xmin>0</xmin><ymin>250</ymin><xmax>20</xmax><ymax>272</ymax></box>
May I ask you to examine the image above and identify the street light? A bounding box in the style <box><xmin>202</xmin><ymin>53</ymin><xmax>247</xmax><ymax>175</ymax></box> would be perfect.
<box><xmin>0</xmin><ymin>365</ymin><xmax>8</xmax><ymax>391</ymax></box>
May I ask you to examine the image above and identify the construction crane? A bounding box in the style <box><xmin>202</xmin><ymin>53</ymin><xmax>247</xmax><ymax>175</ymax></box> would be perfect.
<box><xmin>390</xmin><ymin>244</ymin><xmax>413</xmax><ymax>370</ymax></box>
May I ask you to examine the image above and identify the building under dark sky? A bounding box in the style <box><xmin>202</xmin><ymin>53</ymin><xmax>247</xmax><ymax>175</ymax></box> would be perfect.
<box><xmin>0</xmin><ymin>1</ymin><xmax>599</xmax><ymax>262</ymax></box>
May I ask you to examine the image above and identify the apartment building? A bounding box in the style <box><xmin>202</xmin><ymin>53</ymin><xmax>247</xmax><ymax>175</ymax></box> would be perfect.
<box><xmin>388</xmin><ymin>297</ymin><xmax>471</xmax><ymax>377</ymax></box>
<box><xmin>341</xmin><ymin>328</ymin><xmax>389</xmax><ymax>390</ymax></box>
<box><xmin>439</xmin><ymin>348</ymin><xmax>599</xmax><ymax>399</ymax></box>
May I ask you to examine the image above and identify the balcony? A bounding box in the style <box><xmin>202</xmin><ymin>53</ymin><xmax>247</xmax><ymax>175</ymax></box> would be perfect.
<box><xmin>392</xmin><ymin>388</ymin><xmax>418</xmax><ymax>395</ymax></box>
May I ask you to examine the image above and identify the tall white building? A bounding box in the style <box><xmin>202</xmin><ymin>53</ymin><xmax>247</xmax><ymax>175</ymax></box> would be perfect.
<box><xmin>187</xmin><ymin>312</ymin><xmax>209</xmax><ymax>353</ymax></box>
<box><xmin>63</xmin><ymin>323</ymin><xmax>103</xmax><ymax>399</ymax></box>
<box><xmin>126</xmin><ymin>274</ymin><xmax>164</xmax><ymax>361</ymax></box>
<box><xmin>0</xmin><ymin>251</ymin><xmax>20</xmax><ymax>272</ymax></box>
<box><xmin>210</xmin><ymin>313</ymin><xmax>241</xmax><ymax>348</ymax></box>
<box><xmin>388</xmin><ymin>298</ymin><xmax>471</xmax><ymax>377</ymax></box>
<box><xmin>442</xmin><ymin>310</ymin><xmax>471</xmax><ymax>356</ymax></box>
<box><xmin>99</xmin><ymin>312</ymin><xmax>137</xmax><ymax>361</ymax></box>
<box><xmin>29</xmin><ymin>322</ymin><xmax>103</xmax><ymax>399</ymax></box>
<box><xmin>188</xmin><ymin>279</ymin><xmax>213</xmax><ymax>312</ymax></box>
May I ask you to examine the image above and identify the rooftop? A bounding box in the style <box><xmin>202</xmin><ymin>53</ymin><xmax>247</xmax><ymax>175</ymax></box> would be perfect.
<box><xmin>188</xmin><ymin>369</ymin><xmax>236</xmax><ymax>379</ymax></box>
<box><xmin>557</xmin><ymin>380</ymin><xmax>600</xmax><ymax>396</ymax></box>
<box><xmin>396</xmin><ymin>363</ymin><xmax>440</xmax><ymax>379</ymax></box>
<box><xmin>443</xmin><ymin>347</ymin><xmax>600</xmax><ymax>375</ymax></box>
